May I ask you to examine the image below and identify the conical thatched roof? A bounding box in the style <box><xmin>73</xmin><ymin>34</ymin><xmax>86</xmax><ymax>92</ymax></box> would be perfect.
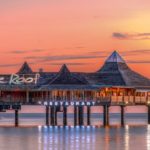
<box><xmin>17</xmin><ymin>61</ymin><xmax>33</xmax><ymax>74</ymax></box>
<box><xmin>93</xmin><ymin>51</ymin><xmax>150</xmax><ymax>86</ymax></box>
<box><xmin>49</xmin><ymin>64</ymin><xmax>88</xmax><ymax>85</ymax></box>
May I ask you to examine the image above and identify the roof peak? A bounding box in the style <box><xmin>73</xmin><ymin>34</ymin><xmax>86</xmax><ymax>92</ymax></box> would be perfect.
<box><xmin>105</xmin><ymin>50</ymin><xmax>125</xmax><ymax>63</ymax></box>
<box><xmin>59</xmin><ymin>64</ymin><xmax>70</xmax><ymax>74</ymax></box>
<box><xmin>49</xmin><ymin>64</ymin><xmax>88</xmax><ymax>85</ymax></box>
<box><xmin>17</xmin><ymin>61</ymin><xmax>33</xmax><ymax>74</ymax></box>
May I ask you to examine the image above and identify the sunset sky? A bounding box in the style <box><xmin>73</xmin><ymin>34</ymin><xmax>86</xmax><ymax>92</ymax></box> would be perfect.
<box><xmin>0</xmin><ymin>0</ymin><xmax>150</xmax><ymax>77</ymax></box>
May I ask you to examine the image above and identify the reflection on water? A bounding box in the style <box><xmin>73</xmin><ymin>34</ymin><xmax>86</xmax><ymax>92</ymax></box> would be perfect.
<box><xmin>0</xmin><ymin>125</ymin><xmax>149</xmax><ymax>150</ymax></box>
<box><xmin>147</xmin><ymin>125</ymin><xmax>150</xmax><ymax>150</ymax></box>
<box><xmin>0</xmin><ymin>105</ymin><xmax>149</xmax><ymax>150</ymax></box>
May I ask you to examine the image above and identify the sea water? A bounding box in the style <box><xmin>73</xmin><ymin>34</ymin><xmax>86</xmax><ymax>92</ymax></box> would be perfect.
<box><xmin>0</xmin><ymin>105</ymin><xmax>149</xmax><ymax>150</ymax></box>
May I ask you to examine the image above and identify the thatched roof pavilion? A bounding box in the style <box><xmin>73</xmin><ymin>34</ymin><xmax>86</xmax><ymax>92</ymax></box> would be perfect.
<box><xmin>84</xmin><ymin>51</ymin><xmax>150</xmax><ymax>87</ymax></box>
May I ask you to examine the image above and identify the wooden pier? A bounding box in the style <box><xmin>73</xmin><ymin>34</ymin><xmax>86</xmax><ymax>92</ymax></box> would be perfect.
<box><xmin>0</xmin><ymin>101</ymin><xmax>150</xmax><ymax>127</ymax></box>
<box><xmin>44</xmin><ymin>101</ymin><xmax>150</xmax><ymax>127</ymax></box>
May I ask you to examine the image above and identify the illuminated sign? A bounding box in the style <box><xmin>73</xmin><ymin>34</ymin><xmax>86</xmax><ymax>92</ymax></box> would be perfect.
<box><xmin>44</xmin><ymin>101</ymin><xmax>96</xmax><ymax>106</ymax></box>
<box><xmin>9</xmin><ymin>74</ymin><xmax>40</xmax><ymax>84</ymax></box>
<box><xmin>0</xmin><ymin>77</ymin><xmax>7</xmax><ymax>84</ymax></box>
<box><xmin>0</xmin><ymin>73</ymin><xmax>40</xmax><ymax>85</ymax></box>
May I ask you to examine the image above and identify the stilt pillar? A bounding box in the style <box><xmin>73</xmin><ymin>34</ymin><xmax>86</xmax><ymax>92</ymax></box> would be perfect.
<box><xmin>46</xmin><ymin>106</ymin><xmax>50</xmax><ymax>126</ymax></box>
<box><xmin>103</xmin><ymin>105</ymin><xmax>109</xmax><ymax>127</ymax></box>
<box><xmin>54</xmin><ymin>106</ymin><xmax>57</xmax><ymax>126</ymax></box>
<box><xmin>78</xmin><ymin>106</ymin><xmax>84</xmax><ymax>126</ymax></box>
<box><xmin>15</xmin><ymin>109</ymin><xmax>19</xmax><ymax>127</ymax></box>
<box><xmin>120</xmin><ymin>105</ymin><xmax>125</xmax><ymax>126</ymax></box>
<box><xmin>63</xmin><ymin>106</ymin><xmax>67</xmax><ymax>126</ymax></box>
<box><xmin>148</xmin><ymin>105</ymin><xmax>150</xmax><ymax>124</ymax></box>
<box><xmin>26</xmin><ymin>91</ymin><xmax>29</xmax><ymax>103</ymax></box>
<box><xmin>50</xmin><ymin>106</ymin><xmax>55</xmax><ymax>126</ymax></box>
<box><xmin>74</xmin><ymin>106</ymin><xmax>77</xmax><ymax>126</ymax></box>
<box><xmin>87</xmin><ymin>106</ymin><xmax>91</xmax><ymax>125</ymax></box>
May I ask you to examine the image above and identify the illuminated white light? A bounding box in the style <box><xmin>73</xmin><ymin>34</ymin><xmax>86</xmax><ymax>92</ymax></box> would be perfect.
<box><xmin>49</xmin><ymin>102</ymin><xmax>53</xmax><ymax>106</ymax></box>
<box><xmin>92</xmin><ymin>102</ymin><xmax>95</xmax><ymax>105</ymax></box>
<box><xmin>87</xmin><ymin>126</ymin><xmax>90</xmax><ymax>129</ymax></box>
<box><xmin>65</xmin><ymin>126</ymin><xmax>69</xmax><ymax>129</ymax></box>
<box><xmin>55</xmin><ymin>102</ymin><xmax>58</xmax><ymax>106</ymax></box>
<box><xmin>125</xmin><ymin>125</ymin><xmax>129</xmax><ymax>150</ymax></box>
<box><xmin>38</xmin><ymin>126</ymin><xmax>42</xmax><ymax>131</ymax></box>
<box><xmin>65</xmin><ymin>102</ymin><xmax>69</xmax><ymax>106</ymax></box>
<box><xmin>38</xmin><ymin>101</ymin><xmax>42</xmax><ymax>104</ymax></box>
<box><xmin>60</xmin><ymin>102</ymin><xmax>63</xmax><ymax>105</ymax></box>
<box><xmin>147</xmin><ymin>125</ymin><xmax>150</xmax><ymax>150</ymax></box>
<box><xmin>87</xmin><ymin>102</ymin><xmax>91</xmax><ymax>106</ymax></box>
<box><xmin>81</xmin><ymin>102</ymin><xmax>85</xmax><ymax>106</ymax></box>
<box><xmin>71</xmin><ymin>102</ymin><xmax>74</xmax><ymax>105</ymax></box>
<box><xmin>76</xmin><ymin>126</ymin><xmax>80</xmax><ymax>128</ymax></box>
<box><xmin>44</xmin><ymin>101</ymin><xmax>48</xmax><ymax>106</ymax></box>
<box><xmin>76</xmin><ymin>102</ymin><xmax>80</xmax><ymax>106</ymax></box>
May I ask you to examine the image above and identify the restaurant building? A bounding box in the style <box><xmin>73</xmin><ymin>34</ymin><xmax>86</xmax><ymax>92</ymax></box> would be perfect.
<box><xmin>0</xmin><ymin>51</ymin><xmax>150</xmax><ymax>104</ymax></box>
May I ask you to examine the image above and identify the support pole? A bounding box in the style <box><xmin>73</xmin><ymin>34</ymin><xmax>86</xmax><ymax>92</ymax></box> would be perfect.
<box><xmin>50</xmin><ymin>106</ymin><xmax>54</xmax><ymax>126</ymax></box>
<box><xmin>54</xmin><ymin>106</ymin><xmax>57</xmax><ymax>126</ymax></box>
<box><xmin>63</xmin><ymin>106</ymin><xmax>67</xmax><ymax>126</ymax></box>
<box><xmin>26</xmin><ymin>91</ymin><xmax>29</xmax><ymax>103</ymax></box>
<box><xmin>78</xmin><ymin>106</ymin><xmax>84</xmax><ymax>126</ymax></box>
<box><xmin>103</xmin><ymin>105</ymin><xmax>109</xmax><ymax>127</ymax></box>
<box><xmin>148</xmin><ymin>105</ymin><xmax>150</xmax><ymax>124</ymax></box>
<box><xmin>46</xmin><ymin>106</ymin><xmax>50</xmax><ymax>126</ymax></box>
<box><xmin>87</xmin><ymin>106</ymin><xmax>91</xmax><ymax>126</ymax></box>
<box><xmin>120</xmin><ymin>105</ymin><xmax>125</xmax><ymax>126</ymax></box>
<box><xmin>15</xmin><ymin>109</ymin><xmax>19</xmax><ymax>127</ymax></box>
<box><xmin>74</xmin><ymin>106</ymin><xmax>77</xmax><ymax>126</ymax></box>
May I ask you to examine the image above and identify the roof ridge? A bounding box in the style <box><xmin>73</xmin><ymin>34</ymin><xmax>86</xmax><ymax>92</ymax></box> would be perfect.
<box><xmin>117</xmin><ymin>64</ymin><xmax>127</xmax><ymax>86</ymax></box>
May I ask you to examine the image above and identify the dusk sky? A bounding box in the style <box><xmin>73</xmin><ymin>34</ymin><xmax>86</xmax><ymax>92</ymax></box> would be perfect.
<box><xmin>0</xmin><ymin>0</ymin><xmax>150</xmax><ymax>77</ymax></box>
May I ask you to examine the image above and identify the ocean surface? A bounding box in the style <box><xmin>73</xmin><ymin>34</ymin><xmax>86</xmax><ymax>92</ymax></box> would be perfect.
<box><xmin>0</xmin><ymin>105</ymin><xmax>149</xmax><ymax>150</ymax></box>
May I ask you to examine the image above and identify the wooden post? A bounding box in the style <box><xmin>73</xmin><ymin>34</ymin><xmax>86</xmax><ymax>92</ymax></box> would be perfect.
<box><xmin>50</xmin><ymin>106</ymin><xmax>54</xmax><ymax>126</ymax></box>
<box><xmin>15</xmin><ymin>109</ymin><xmax>19</xmax><ymax>127</ymax></box>
<box><xmin>78</xmin><ymin>106</ymin><xmax>84</xmax><ymax>126</ymax></box>
<box><xmin>87</xmin><ymin>106</ymin><xmax>91</xmax><ymax>125</ymax></box>
<box><xmin>120</xmin><ymin>105</ymin><xmax>125</xmax><ymax>126</ymax></box>
<box><xmin>148</xmin><ymin>105</ymin><xmax>150</xmax><ymax>124</ymax></box>
<box><xmin>74</xmin><ymin>106</ymin><xmax>77</xmax><ymax>126</ymax></box>
<box><xmin>54</xmin><ymin>106</ymin><xmax>57</xmax><ymax>126</ymax></box>
<box><xmin>103</xmin><ymin>105</ymin><xmax>109</xmax><ymax>126</ymax></box>
<box><xmin>63</xmin><ymin>106</ymin><xmax>67</xmax><ymax>126</ymax></box>
<box><xmin>46</xmin><ymin>106</ymin><xmax>50</xmax><ymax>126</ymax></box>
<box><xmin>26</xmin><ymin>91</ymin><xmax>29</xmax><ymax>103</ymax></box>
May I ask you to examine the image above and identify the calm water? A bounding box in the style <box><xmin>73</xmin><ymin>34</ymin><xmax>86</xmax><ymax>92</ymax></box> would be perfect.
<box><xmin>0</xmin><ymin>106</ymin><xmax>149</xmax><ymax>150</ymax></box>
<box><xmin>0</xmin><ymin>125</ymin><xmax>149</xmax><ymax>150</ymax></box>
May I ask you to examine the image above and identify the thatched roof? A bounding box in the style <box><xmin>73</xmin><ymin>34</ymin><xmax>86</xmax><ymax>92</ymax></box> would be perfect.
<box><xmin>17</xmin><ymin>62</ymin><xmax>33</xmax><ymax>74</ymax></box>
<box><xmin>87</xmin><ymin>51</ymin><xmax>150</xmax><ymax>87</ymax></box>
<box><xmin>0</xmin><ymin>51</ymin><xmax>150</xmax><ymax>90</ymax></box>
<box><xmin>49</xmin><ymin>64</ymin><xmax>88</xmax><ymax>85</ymax></box>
